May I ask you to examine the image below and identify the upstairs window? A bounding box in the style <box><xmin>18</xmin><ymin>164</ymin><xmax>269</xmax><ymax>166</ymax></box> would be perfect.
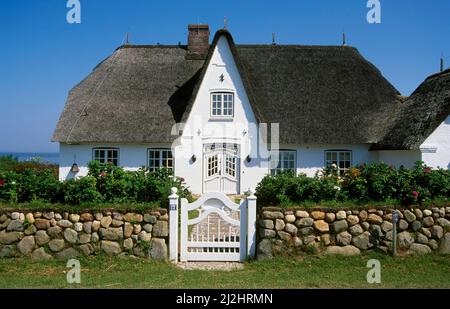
<box><xmin>325</xmin><ymin>150</ymin><xmax>352</xmax><ymax>175</ymax></box>
<box><xmin>93</xmin><ymin>148</ymin><xmax>119</xmax><ymax>166</ymax></box>
<box><xmin>211</xmin><ymin>92</ymin><xmax>234</xmax><ymax>117</ymax></box>
<box><xmin>148</xmin><ymin>149</ymin><xmax>173</xmax><ymax>172</ymax></box>
<box><xmin>270</xmin><ymin>150</ymin><xmax>296</xmax><ymax>176</ymax></box>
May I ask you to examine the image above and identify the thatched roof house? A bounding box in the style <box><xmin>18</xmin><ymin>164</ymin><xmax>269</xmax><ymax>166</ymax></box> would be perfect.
<box><xmin>53</xmin><ymin>25</ymin><xmax>450</xmax><ymax>194</ymax></box>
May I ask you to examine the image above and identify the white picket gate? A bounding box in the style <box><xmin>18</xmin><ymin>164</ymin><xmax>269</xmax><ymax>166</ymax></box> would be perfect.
<box><xmin>168</xmin><ymin>188</ymin><xmax>256</xmax><ymax>262</ymax></box>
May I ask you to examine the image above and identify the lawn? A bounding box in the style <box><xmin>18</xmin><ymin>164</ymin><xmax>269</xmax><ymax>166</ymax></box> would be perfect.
<box><xmin>0</xmin><ymin>253</ymin><xmax>449</xmax><ymax>289</ymax></box>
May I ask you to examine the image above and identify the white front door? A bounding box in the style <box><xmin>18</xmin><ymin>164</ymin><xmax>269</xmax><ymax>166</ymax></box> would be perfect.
<box><xmin>203</xmin><ymin>143</ymin><xmax>240</xmax><ymax>194</ymax></box>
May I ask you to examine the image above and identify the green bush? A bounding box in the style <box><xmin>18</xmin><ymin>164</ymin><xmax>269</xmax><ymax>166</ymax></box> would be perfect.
<box><xmin>63</xmin><ymin>176</ymin><xmax>101</xmax><ymax>205</ymax></box>
<box><xmin>0</xmin><ymin>159</ymin><xmax>191</xmax><ymax>206</ymax></box>
<box><xmin>256</xmin><ymin>161</ymin><xmax>450</xmax><ymax>207</ymax></box>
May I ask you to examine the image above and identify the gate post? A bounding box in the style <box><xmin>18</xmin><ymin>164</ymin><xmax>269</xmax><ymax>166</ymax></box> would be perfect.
<box><xmin>168</xmin><ymin>187</ymin><xmax>179</xmax><ymax>263</ymax></box>
<box><xmin>246</xmin><ymin>188</ymin><xmax>257</xmax><ymax>258</ymax></box>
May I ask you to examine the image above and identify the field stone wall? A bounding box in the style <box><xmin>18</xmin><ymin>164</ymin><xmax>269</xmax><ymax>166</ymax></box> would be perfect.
<box><xmin>257</xmin><ymin>206</ymin><xmax>450</xmax><ymax>260</ymax></box>
<box><xmin>0</xmin><ymin>209</ymin><xmax>169</xmax><ymax>261</ymax></box>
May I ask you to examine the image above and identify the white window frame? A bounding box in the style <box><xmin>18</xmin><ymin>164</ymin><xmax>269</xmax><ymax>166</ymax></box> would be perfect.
<box><xmin>269</xmin><ymin>150</ymin><xmax>296</xmax><ymax>176</ymax></box>
<box><xmin>92</xmin><ymin>148</ymin><xmax>120</xmax><ymax>166</ymax></box>
<box><xmin>210</xmin><ymin>92</ymin><xmax>234</xmax><ymax>118</ymax></box>
<box><xmin>324</xmin><ymin>150</ymin><xmax>352</xmax><ymax>175</ymax></box>
<box><xmin>148</xmin><ymin>148</ymin><xmax>174</xmax><ymax>172</ymax></box>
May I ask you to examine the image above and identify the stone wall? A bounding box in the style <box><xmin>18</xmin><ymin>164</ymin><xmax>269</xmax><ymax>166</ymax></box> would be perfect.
<box><xmin>257</xmin><ymin>206</ymin><xmax>450</xmax><ymax>260</ymax></box>
<box><xmin>0</xmin><ymin>209</ymin><xmax>169</xmax><ymax>261</ymax></box>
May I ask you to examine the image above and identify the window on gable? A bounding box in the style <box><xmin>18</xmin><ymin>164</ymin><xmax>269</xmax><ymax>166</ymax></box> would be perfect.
<box><xmin>325</xmin><ymin>150</ymin><xmax>352</xmax><ymax>175</ymax></box>
<box><xmin>211</xmin><ymin>92</ymin><xmax>234</xmax><ymax>117</ymax></box>
<box><xmin>93</xmin><ymin>148</ymin><xmax>119</xmax><ymax>166</ymax></box>
<box><xmin>269</xmin><ymin>150</ymin><xmax>296</xmax><ymax>176</ymax></box>
<box><xmin>148</xmin><ymin>149</ymin><xmax>173</xmax><ymax>172</ymax></box>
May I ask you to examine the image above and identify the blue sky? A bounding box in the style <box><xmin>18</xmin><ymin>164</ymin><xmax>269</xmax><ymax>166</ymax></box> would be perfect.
<box><xmin>0</xmin><ymin>0</ymin><xmax>449</xmax><ymax>152</ymax></box>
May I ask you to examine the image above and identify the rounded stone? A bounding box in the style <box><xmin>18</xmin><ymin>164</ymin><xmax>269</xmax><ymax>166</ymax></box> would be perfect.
<box><xmin>295</xmin><ymin>217</ymin><xmax>314</xmax><ymax>227</ymax></box>
<box><xmin>336</xmin><ymin>211</ymin><xmax>346</xmax><ymax>220</ymax></box>
<box><xmin>381</xmin><ymin>221</ymin><xmax>393</xmax><ymax>233</ymax></box>
<box><xmin>275</xmin><ymin>219</ymin><xmax>285</xmax><ymax>231</ymax></box>
<box><xmin>32</xmin><ymin>247</ymin><xmax>53</xmax><ymax>261</ymax></box>
<box><xmin>123</xmin><ymin>238</ymin><xmax>134</xmax><ymax>250</ymax></box>
<box><xmin>35</xmin><ymin>230</ymin><xmax>50</xmax><ymax>246</ymax></box>
<box><xmin>294</xmin><ymin>210</ymin><xmax>309</xmax><ymax>218</ymax></box>
<box><xmin>69</xmin><ymin>214</ymin><xmax>80</xmax><ymax>223</ymax></box>
<box><xmin>397</xmin><ymin>231</ymin><xmax>414</xmax><ymax>249</ymax></box>
<box><xmin>398</xmin><ymin>219</ymin><xmax>409</xmax><ymax>231</ymax></box>
<box><xmin>74</xmin><ymin>222</ymin><xmax>83</xmax><ymax>232</ymax></box>
<box><xmin>332</xmin><ymin>220</ymin><xmax>348</xmax><ymax>233</ymax></box>
<box><xmin>336</xmin><ymin>231</ymin><xmax>352</xmax><ymax>246</ymax></box>
<box><xmin>144</xmin><ymin>214</ymin><xmax>157</xmax><ymax>224</ymax></box>
<box><xmin>101</xmin><ymin>240</ymin><xmax>122</xmax><ymax>256</ymax></box>
<box><xmin>325</xmin><ymin>213</ymin><xmax>336</xmax><ymax>223</ymax></box>
<box><xmin>63</xmin><ymin>228</ymin><xmax>78</xmax><ymax>244</ymax></box>
<box><xmin>57</xmin><ymin>220</ymin><xmax>73</xmax><ymax>228</ymax></box>
<box><xmin>284</xmin><ymin>223</ymin><xmax>298</xmax><ymax>235</ymax></box>
<box><xmin>142</xmin><ymin>224</ymin><xmax>153</xmax><ymax>233</ymax></box>
<box><xmin>404</xmin><ymin>210</ymin><xmax>416</xmax><ymax>223</ymax></box>
<box><xmin>358</xmin><ymin>210</ymin><xmax>368</xmax><ymax>221</ymax></box>
<box><xmin>431</xmin><ymin>225</ymin><xmax>444</xmax><ymax>239</ymax></box>
<box><xmin>411</xmin><ymin>220</ymin><xmax>422</xmax><ymax>232</ymax></box>
<box><xmin>259</xmin><ymin>219</ymin><xmax>274</xmax><ymax>229</ymax></box>
<box><xmin>414</xmin><ymin>209</ymin><xmax>423</xmax><ymax>220</ymax></box>
<box><xmin>284</xmin><ymin>214</ymin><xmax>296</xmax><ymax>223</ymax></box>
<box><xmin>25</xmin><ymin>213</ymin><xmax>35</xmax><ymax>224</ymax></box>
<box><xmin>367</xmin><ymin>214</ymin><xmax>383</xmax><ymax>224</ymax></box>
<box><xmin>346</xmin><ymin>215</ymin><xmax>359</xmax><ymax>226</ymax></box>
<box><xmin>325</xmin><ymin>245</ymin><xmax>360</xmax><ymax>256</ymax></box>
<box><xmin>100</xmin><ymin>216</ymin><xmax>112</xmax><ymax>228</ymax></box>
<box><xmin>310</xmin><ymin>211</ymin><xmax>325</xmax><ymax>220</ymax></box>
<box><xmin>349</xmin><ymin>224</ymin><xmax>364</xmax><ymax>236</ymax></box>
<box><xmin>17</xmin><ymin>236</ymin><xmax>35</xmax><ymax>255</ymax></box>
<box><xmin>313</xmin><ymin>220</ymin><xmax>329</xmax><ymax>233</ymax></box>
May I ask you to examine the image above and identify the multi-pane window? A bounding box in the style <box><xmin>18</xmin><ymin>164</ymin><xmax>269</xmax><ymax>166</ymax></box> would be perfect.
<box><xmin>93</xmin><ymin>148</ymin><xmax>119</xmax><ymax>166</ymax></box>
<box><xmin>270</xmin><ymin>150</ymin><xmax>296</xmax><ymax>176</ymax></box>
<box><xmin>148</xmin><ymin>149</ymin><xmax>173</xmax><ymax>172</ymax></box>
<box><xmin>325</xmin><ymin>150</ymin><xmax>352</xmax><ymax>175</ymax></box>
<box><xmin>225</xmin><ymin>155</ymin><xmax>236</xmax><ymax>177</ymax></box>
<box><xmin>211</xmin><ymin>92</ymin><xmax>234</xmax><ymax>117</ymax></box>
<box><xmin>207</xmin><ymin>155</ymin><xmax>218</xmax><ymax>177</ymax></box>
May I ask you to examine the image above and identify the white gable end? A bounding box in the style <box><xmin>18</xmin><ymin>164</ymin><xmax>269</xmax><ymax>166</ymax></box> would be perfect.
<box><xmin>174</xmin><ymin>35</ymin><xmax>268</xmax><ymax>194</ymax></box>
<box><xmin>420</xmin><ymin>115</ymin><xmax>450</xmax><ymax>169</ymax></box>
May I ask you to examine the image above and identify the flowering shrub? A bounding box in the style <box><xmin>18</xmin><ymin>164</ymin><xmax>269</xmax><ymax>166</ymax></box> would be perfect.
<box><xmin>0</xmin><ymin>161</ymin><xmax>191</xmax><ymax>206</ymax></box>
<box><xmin>256</xmin><ymin>170</ymin><xmax>342</xmax><ymax>206</ymax></box>
<box><xmin>256</xmin><ymin>161</ymin><xmax>450</xmax><ymax>206</ymax></box>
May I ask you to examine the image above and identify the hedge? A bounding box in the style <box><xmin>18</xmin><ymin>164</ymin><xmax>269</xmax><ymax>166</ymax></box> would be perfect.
<box><xmin>0</xmin><ymin>160</ymin><xmax>191</xmax><ymax>206</ymax></box>
<box><xmin>255</xmin><ymin>161</ymin><xmax>450</xmax><ymax>207</ymax></box>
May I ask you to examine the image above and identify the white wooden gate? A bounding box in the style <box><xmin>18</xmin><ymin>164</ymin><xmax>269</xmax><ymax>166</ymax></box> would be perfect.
<box><xmin>169</xmin><ymin>188</ymin><xmax>257</xmax><ymax>263</ymax></box>
<box><xmin>180</xmin><ymin>192</ymin><xmax>245</xmax><ymax>261</ymax></box>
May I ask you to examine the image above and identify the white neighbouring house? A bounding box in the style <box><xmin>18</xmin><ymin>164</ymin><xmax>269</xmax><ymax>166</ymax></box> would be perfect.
<box><xmin>53</xmin><ymin>25</ymin><xmax>450</xmax><ymax>195</ymax></box>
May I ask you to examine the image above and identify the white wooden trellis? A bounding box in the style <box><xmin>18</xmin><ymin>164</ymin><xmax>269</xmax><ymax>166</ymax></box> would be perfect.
<box><xmin>169</xmin><ymin>188</ymin><xmax>256</xmax><ymax>262</ymax></box>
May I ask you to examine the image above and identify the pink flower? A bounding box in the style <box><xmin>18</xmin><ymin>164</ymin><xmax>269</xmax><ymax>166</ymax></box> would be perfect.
<box><xmin>0</xmin><ymin>179</ymin><xmax>5</xmax><ymax>187</ymax></box>
<box><xmin>412</xmin><ymin>191</ymin><xmax>419</xmax><ymax>198</ymax></box>
<box><xmin>424</xmin><ymin>167</ymin><xmax>432</xmax><ymax>174</ymax></box>
<box><xmin>99</xmin><ymin>171</ymin><xmax>106</xmax><ymax>178</ymax></box>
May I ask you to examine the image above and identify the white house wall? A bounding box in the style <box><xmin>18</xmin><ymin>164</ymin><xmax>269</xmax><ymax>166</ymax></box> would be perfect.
<box><xmin>292</xmin><ymin>144</ymin><xmax>376</xmax><ymax>176</ymax></box>
<box><xmin>376</xmin><ymin>150</ymin><xmax>421</xmax><ymax>168</ymax></box>
<box><xmin>175</xmin><ymin>36</ymin><xmax>269</xmax><ymax>194</ymax></box>
<box><xmin>420</xmin><ymin>115</ymin><xmax>450</xmax><ymax>169</ymax></box>
<box><xmin>59</xmin><ymin>143</ymin><xmax>171</xmax><ymax>180</ymax></box>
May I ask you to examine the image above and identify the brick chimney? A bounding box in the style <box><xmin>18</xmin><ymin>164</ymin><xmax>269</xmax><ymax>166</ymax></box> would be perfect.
<box><xmin>187</xmin><ymin>24</ymin><xmax>210</xmax><ymax>58</ymax></box>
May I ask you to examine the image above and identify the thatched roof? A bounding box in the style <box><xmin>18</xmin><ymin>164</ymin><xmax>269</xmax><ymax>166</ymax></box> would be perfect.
<box><xmin>52</xmin><ymin>45</ymin><xmax>204</xmax><ymax>143</ymax></box>
<box><xmin>53</xmin><ymin>29</ymin><xmax>447</xmax><ymax>148</ymax></box>
<box><xmin>373</xmin><ymin>69</ymin><xmax>450</xmax><ymax>150</ymax></box>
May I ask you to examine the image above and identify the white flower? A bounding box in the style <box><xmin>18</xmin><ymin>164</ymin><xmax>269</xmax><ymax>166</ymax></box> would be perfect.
<box><xmin>331</xmin><ymin>163</ymin><xmax>337</xmax><ymax>168</ymax></box>
<box><xmin>11</xmin><ymin>181</ymin><xmax>16</xmax><ymax>185</ymax></box>
<box><xmin>334</xmin><ymin>185</ymin><xmax>341</xmax><ymax>191</ymax></box>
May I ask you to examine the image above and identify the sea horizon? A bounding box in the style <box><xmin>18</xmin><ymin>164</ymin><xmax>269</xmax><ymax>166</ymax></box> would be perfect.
<box><xmin>0</xmin><ymin>151</ymin><xmax>59</xmax><ymax>164</ymax></box>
